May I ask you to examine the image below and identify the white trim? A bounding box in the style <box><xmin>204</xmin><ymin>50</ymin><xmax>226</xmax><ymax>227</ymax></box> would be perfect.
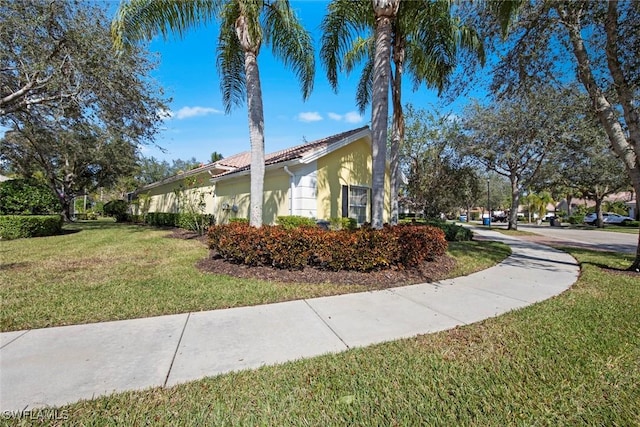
<box><xmin>300</xmin><ymin>128</ymin><xmax>371</xmax><ymax>164</ymax></box>
<box><xmin>283</xmin><ymin>166</ymin><xmax>295</xmax><ymax>215</ymax></box>
<box><xmin>209</xmin><ymin>159</ymin><xmax>299</xmax><ymax>183</ymax></box>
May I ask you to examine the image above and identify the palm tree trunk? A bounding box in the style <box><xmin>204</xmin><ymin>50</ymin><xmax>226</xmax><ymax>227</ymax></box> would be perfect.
<box><xmin>371</xmin><ymin>0</ymin><xmax>399</xmax><ymax>228</ymax></box>
<box><xmin>244</xmin><ymin>49</ymin><xmax>265</xmax><ymax>228</ymax></box>
<box><xmin>389</xmin><ymin>30</ymin><xmax>405</xmax><ymax>226</ymax></box>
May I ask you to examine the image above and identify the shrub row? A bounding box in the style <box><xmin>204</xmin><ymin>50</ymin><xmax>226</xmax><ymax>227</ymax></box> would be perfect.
<box><xmin>0</xmin><ymin>215</ymin><xmax>63</xmax><ymax>240</ymax></box>
<box><xmin>208</xmin><ymin>223</ymin><xmax>447</xmax><ymax>272</ymax></box>
<box><xmin>0</xmin><ymin>179</ymin><xmax>61</xmax><ymax>215</ymax></box>
<box><xmin>402</xmin><ymin>220</ymin><xmax>473</xmax><ymax>242</ymax></box>
<box><xmin>276</xmin><ymin>215</ymin><xmax>317</xmax><ymax>229</ymax></box>
<box><xmin>143</xmin><ymin>212</ymin><xmax>215</xmax><ymax>233</ymax></box>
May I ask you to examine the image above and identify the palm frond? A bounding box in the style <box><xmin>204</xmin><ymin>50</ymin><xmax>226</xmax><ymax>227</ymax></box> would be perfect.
<box><xmin>355</xmin><ymin>56</ymin><xmax>374</xmax><ymax>114</ymax></box>
<box><xmin>320</xmin><ymin>0</ymin><xmax>372</xmax><ymax>91</ymax></box>
<box><xmin>344</xmin><ymin>35</ymin><xmax>374</xmax><ymax>74</ymax></box>
<box><xmin>263</xmin><ymin>0</ymin><xmax>315</xmax><ymax>100</ymax></box>
<box><xmin>217</xmin><ymin>1</ymin><xmax>246</xmax><ymax>113</ymax></box>
<box><xmin>111</xmin><ymin>0</ymin><xmax>220</xmax><ymax>50</ymax></box>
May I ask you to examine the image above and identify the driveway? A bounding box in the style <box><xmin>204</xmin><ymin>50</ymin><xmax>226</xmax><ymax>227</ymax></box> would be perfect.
<box><xmin>515</xmin><ymin>224</ymin><xmax>638</xmax><ymax>254</ymax></box>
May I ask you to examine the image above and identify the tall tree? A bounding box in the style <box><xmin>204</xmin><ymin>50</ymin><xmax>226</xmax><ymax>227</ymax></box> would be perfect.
<box><xmin>2</xmin><ymin>120</ymin><xmax>139</xmax><ymax>220</ymax></box>
<box><xmin>0</xmin><ymin>0</ymin><xmax>166</xmax><ymax>220</ymax></box>
<box><xmin>112</xmin><ymin>0</ymin><xmax>314</xmax><ymax>227</ymax></box>
<box><xmin>400</xmin><ymin>105</ymin><xmax>480</xmax><ymax>219</ymax></box>
<box><xmin>460</xmin><ymin>86</ymin><xmax>575</xmax><ymax>230</ymax></box>
<box><xmin>482</xmin><ymin>0</ymin><xmax>640</xmax><ymax>270</ymax></box>
<box><xmin>321</xmin><ymin>0</ymin><xmax>483</xmax><ymax>225</ymax></box>
<box><xmin>369</xmin><ymin>0</ymin><xmax>399</xmax><ymax>228</ymax></box>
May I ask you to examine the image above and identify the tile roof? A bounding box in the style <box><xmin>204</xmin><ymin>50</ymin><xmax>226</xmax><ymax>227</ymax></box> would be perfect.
<box><xmin>212</xmin><ymin>125</ymin><xmax>370</xmax><ymax>178</ymax></box>
<box><xmin>139</xmin><ymin>126</ymin><xmax>369</xmax><ymax>190</ymax></box>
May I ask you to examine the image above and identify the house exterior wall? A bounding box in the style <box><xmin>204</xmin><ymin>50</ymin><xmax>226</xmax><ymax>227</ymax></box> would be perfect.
<box><xmin>142</xmin><ymin>173</ymin><xmax>215</xmax><ymax>215</ymax></box>
<box><xmin>214</xmin><ymin>170</ymin><xmax>290</xmax><ymax>225</ymax></box>
<box><xmin>135</xmin><ymin>132</ymin><xmax>392</xmax><ymax>226</ymax></box>
<box><xmin>316</xmin><ymin>136</ymin><xmax>390</xmax><ymax>223</ymax></box>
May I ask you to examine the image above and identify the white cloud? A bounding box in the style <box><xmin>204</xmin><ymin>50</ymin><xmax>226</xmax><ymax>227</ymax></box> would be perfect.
<box><xmin>344</xmin><ymin>111</ymin><xmax>363</xmax><ymax>123</ymax></box>
<box><xmin>172</xmin><ymin>106</ymin><xmax>222</xmax><ymax>120</ymax></box>
<box><xmin>327</xmin><ymin>111</ymin><xmax>363</xmax><ymax>124</ymax></box>
<box><xmin>297</xmin><ymin>111</ymin><xmax>323</xmax><ymax>122</ymax></box>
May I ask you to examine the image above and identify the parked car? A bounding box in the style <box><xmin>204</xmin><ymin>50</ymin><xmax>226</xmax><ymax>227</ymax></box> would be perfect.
<box><xmin>583</xmin><ymin>212</ymin><xmax>633</xmax><ymax>225</ymax></box>
<box><xmin>492</xmin><ymin>213</ymin><xmax>507</xmax><ymax>222</ymax></box>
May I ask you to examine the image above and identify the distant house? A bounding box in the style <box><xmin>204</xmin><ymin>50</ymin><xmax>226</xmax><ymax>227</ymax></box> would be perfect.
<box><xmin>135</xmin><ymin>126</ymin><xmax>390</xmax><ymax>226</ymax></box>
<box><xmin>555</xmin><ymin>191</ymin><xmax>637</xmax><ymax>219</ymax></box>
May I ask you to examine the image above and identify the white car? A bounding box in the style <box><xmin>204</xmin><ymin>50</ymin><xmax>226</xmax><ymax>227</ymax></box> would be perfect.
<box><xmin>583</xmin><ymin>212</ymin><xmax>633</xmax><ymax>225</ymax></box>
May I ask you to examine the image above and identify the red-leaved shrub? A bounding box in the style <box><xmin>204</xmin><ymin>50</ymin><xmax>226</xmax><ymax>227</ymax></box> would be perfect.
<box><xmin>207</xmin><ymin>222</ymin><xmax>447</xmax><ymax>272</ymax></box>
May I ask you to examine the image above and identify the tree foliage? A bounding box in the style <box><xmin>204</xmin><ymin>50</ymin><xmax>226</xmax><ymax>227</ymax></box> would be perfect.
<box><xmin>460</xmin><ymin>86</ymin><xmax>577</xmax><ymax>230</ymax></box>
<box><xmin>1</xmin><ymin>0</ymin><xmax>167</xmax><ymax>220</ymax></box>
<box><xmin>480</xmin><ymin>0</ymin><xmax>640</xmax><ymax>269</ymax></box>
<box><xmin>401</xmin><ymin>105</ymin><xmax>480</xmax><ymax>219</ymax></box>
<box><xmin>0</xmin><ymin>179</ymin><xmax>61</xmax><ymax>215</ymax></box>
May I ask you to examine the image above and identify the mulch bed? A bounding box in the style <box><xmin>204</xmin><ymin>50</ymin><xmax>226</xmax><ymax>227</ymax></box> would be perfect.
<box><xmin>167</xmin><ymin>228</ymin><xmax>457</xmax><ymax>287</ymax></box>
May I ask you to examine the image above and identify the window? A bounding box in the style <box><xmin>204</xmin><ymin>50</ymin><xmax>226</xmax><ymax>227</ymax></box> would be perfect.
<box><xmin>341</xmin><ymin>185</ymin><xmax>369</xmax><ymax>224</ymax></box>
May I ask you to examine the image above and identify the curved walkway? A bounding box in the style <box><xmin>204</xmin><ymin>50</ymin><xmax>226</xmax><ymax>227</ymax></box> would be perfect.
<box><xmin>0</xmin><ymin>229</ymin><xmax>579</xmax><ymax>412</ymax></box>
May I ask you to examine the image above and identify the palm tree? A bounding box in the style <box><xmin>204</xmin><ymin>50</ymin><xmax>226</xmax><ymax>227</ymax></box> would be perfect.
<box><xmin>112</xmin><ymin>0</ymin><xmax>314</xmax><ymax>227</ymax></box>
<box><xmin>322</xmin><ymin>0</ymin><xmax>483</xmax><ymax>225</ymax></box>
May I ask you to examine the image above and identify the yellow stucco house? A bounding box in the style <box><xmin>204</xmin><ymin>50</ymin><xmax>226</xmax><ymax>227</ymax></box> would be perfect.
<box><xmin>136</xmin><ymin>126</ymin><xmax>390</xmax><ymax>225</ymax></box>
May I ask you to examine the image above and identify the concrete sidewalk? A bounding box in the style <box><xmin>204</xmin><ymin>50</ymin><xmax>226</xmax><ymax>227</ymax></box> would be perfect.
<box><xmin>0</xmin><ymin>229</ymin><xmax>579</xmax><ymax>412</ymax></box>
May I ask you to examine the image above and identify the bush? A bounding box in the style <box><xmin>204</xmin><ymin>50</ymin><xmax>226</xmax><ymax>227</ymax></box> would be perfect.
<box><xmin>0</xmin><ymin>215</ymin><xmax>63</xmax><ymax>240</ymax></box>
<box><xmin>208</xmin><ymin>223</ymin><xmax>447</xmax><ymax>272</ymax></box>
<box><xmin>0</xmin><ymin>179</ymin><xmax>60</xmax><ymax>215</ymax></box>
<box><xmin>145</xmin><ymin>212</ymin><xmax>178</xmax><ymax>227</ymax></box>
<box><xmin>568</xmin><ymin>214</ymin><xmax>584</xmax><ymax>225</ymax></box>
<box><xmin>329</xmin><ymin>217</ymin><xmax>357</xmax><ymax>231</ymax></box>
<box><xmin>276</xmin><ymin>215</ymin><xmax>317</xmax><ymax>229</ymax></box>
<box><xmin>406</xmin><ymin>220</ymin><xmax>473</xmax><ymax>242</ymax></box>
<box><xmin>103</xmin><ymin>200</ymin><xmax>129</xmax><ymax>222</ymax></box>
<box><xmin>176</xmin><ymin>213</ymin><xmax>215</xmax><ymax>234</ymax></box>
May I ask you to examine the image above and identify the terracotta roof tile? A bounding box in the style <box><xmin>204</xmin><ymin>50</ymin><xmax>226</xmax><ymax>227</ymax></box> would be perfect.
<box><xmin>213</xmin><ymin>126</ymin><xmax>369</xmax><ymax>178</ymax></box>
<box><xmin>140</xmin><ymin>126</ymin><xmax>370</xmax><ymax>189</ymax></box>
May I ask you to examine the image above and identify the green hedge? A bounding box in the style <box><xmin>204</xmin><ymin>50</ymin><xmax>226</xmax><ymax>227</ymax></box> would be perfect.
<box><xmin>145</xmin><ymin>212</ymin><xmax>179</xmax><ymax>227</ymax></box>
<box><xmin>103</xmin><ymin>200</ymin><xmax>129</xmax><ymax>222</ymax></box>
<box><xmin>276</xmin><ymin>215</ymin><xmax>317</xmax><ymax>229</ymax></box>
<box><xmin>0</xmin><ymin>215</ymin><xmax>63</xmax><ymax>240</ymax></box>
<box><xmin>208</xmin><ymin>223</ymin><xmax>447</xmax><ymax>272</ymax></box>
<box><xmin>144</xmin><ymin>212</ymin><xmax>215</xmax><ymax>234</ymax></box>
<box><xmin>0</xmin><ymin>179</ymin><xmax>60</xmax><ymax>215</ymax></box>
<box><xmin>403</xmin><ymin>220</ymin><xmax>473</xmax><ymax>242</ymax></box>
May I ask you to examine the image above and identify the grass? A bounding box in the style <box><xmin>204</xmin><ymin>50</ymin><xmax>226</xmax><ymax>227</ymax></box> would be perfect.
<box><xmin>568</xmin><ymin>223</ymin><xmax>640</xmax><ymax>234</ymax></box>
<box><xmin>493</xmin><ymin>228</ymin><xmax>538</xmax><ymax>237</ymax></box>
<box><xmin>10</xmin><ymin>247</ymin><xmax>638</xmax><ymax>426</ymax></box>
<box><xmin>0</xmin><ymin>220</ymin><xmax>509</xmax><ymax>332</ymax></box>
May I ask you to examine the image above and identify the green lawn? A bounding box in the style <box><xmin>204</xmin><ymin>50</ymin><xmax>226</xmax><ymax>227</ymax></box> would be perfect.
<box><xmin>568</xmin><ymin>223</ymin><xmax>640</xmax><ymax>234</ymax></box>
<box><xmin>0</xmin><ymin>220</ymin><xmax>509</xmax><ymax>332</ymax></box>
<box><xmin>12</xmin><ymin>247</ymin><xmax>636</xmax><ymax>426</ymax></box>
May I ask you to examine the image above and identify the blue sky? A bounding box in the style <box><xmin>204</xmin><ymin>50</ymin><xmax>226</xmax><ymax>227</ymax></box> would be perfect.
<box><xmin>0</xmin><ymin>1</ymin><xmax>485</xmax><ymax>164</ymax></box>
<box><xmin>133</xmin><ymin>1</ymin><xmax>484</xmax><ymax>164</ymax></box>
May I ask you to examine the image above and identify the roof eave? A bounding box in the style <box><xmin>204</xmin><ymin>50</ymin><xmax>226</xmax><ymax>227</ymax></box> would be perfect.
<box><xmin>209</xmin><ymin>159</ymin><xmax>301</xmax><ymax>183</ymax></box>
<box><xmin>300</xmin><ymin>128</ymin><xmax>371</xmax><ymax>164</ymax></box>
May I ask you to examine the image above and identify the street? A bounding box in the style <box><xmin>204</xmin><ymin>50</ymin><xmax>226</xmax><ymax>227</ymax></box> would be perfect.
<box><xmin>512</xmin><ymin>224</ymin><xmax>639</xmax><ymax>254</ymax></box>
